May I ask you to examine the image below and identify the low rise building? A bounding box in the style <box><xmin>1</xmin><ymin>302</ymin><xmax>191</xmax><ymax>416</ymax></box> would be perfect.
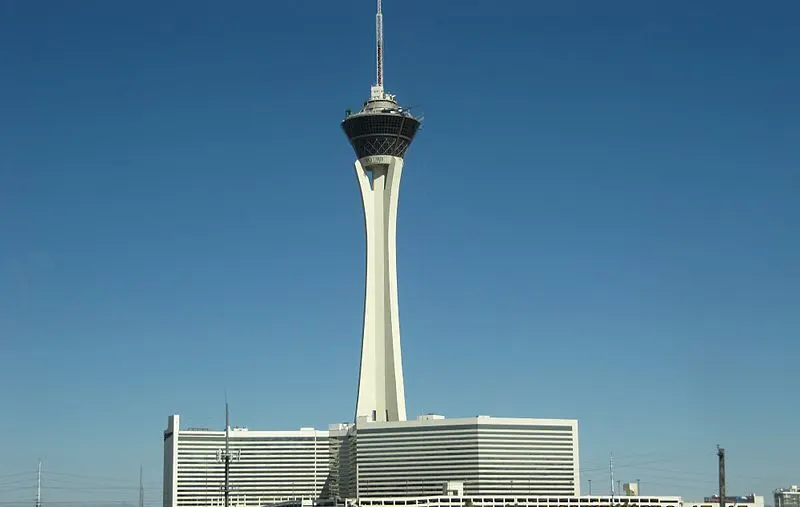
<box><xmin>775</xmin><ymin>487</ymin><xmax>800</xmax><ymax>507</ymax></box>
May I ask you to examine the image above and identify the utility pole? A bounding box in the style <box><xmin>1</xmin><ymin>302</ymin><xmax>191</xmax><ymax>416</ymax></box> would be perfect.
<box><xmin>610</xmin><ymin>454</ymin><xmax>615</xmax><ymax>498</ymax></box>
<box><xmin>637</xmin><ymin>479</ymin><xmax>641</xmax><ymax>496</ymax></box>
<box><xmin>588</xmin><ymin>479</ymin><xmax>592</xmax><ymax>495</ymax></box>
<box><xmin>217</xmin><ymin>401</ymin><xmax>240</xmax><ymax>507</ymax></box>
<box><xmin>224</xmin><ymin>403</ymin><xmax>231</xmax><ymax>507</ymax></box>
<box><xmin>617</xmin><ymin>481</ymin><xmax>622</xmax><ymax>497</ymax></box>
<box><xmin>717</xmin><ymin>446</ymin><xmax>726</xmax><ymax>507</ymax></box>
<box><xmin>36</xmin><ymin>460</ymin><xmax>41</xmax><ymax>507</ymax></box>
<box><xmin>139</xmin><ymin>465</ymin><xmax>144</xmax><ymax>507</ymax></box>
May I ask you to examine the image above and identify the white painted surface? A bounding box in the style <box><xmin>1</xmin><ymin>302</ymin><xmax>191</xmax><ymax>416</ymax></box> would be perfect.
<box><xmin>342</xmin><ymin>416</ymin><xmax>581</xmax><ymax>498</ymax></box>
<box><xmin>163</xmin><ymin>416</ymin><xmax>332</xmax><ymax>507</ymax></box>
<box><xmin>163</xmin><ymin>415</ymin><xmax>179</xmax><ymax>507</ymax></box>
<box><xmin>354</xmin><ymin>156</ymin><xmax>407</xmax><ymax>423</ymax></box>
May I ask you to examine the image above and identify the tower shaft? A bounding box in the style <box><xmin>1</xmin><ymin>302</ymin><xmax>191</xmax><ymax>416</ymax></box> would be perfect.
<box><xmin>343</xmin><ymin>0</ymin><xmax>419</xmax><ymax>423</ymax></box>
<box><xmin>354</xmin><ymin>156</ymin><xmax>406</xmax><ymax>422</ymax></box>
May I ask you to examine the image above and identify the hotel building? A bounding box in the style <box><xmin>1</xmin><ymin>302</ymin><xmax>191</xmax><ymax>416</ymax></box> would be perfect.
<box><xmin>163</xmin><ymin>415</ymin><xmax>333</xmax><ymax>507</ymax></box>
<box><xmin>338</xmin><ymin>415</ymin><xmax>579</xmax><ymax>498</ymax></box>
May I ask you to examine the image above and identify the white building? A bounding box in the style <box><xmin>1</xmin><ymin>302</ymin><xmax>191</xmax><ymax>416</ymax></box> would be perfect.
<box><xmin>164</xmin><ymin>414</ymin><xmax>583</xmax><ymax>507</ymax></box>
<box><xmin>337</xmin><ymin>415</ymin><xmax>580</xmax><ymax>498</ymax></box>
<box><xmin>775</xmin><ymin>487</ymin><xmax>800</xmax><ymax>507</ymax></box>
<box><xmin>163</xmin><ymin>415</ymin><xmax>333</xmax><ymax>507</ymax></box>
<box><xmin>623</xmin><ymin>483</ymin><xmax>640</xmax><ymax>496</ymax></box>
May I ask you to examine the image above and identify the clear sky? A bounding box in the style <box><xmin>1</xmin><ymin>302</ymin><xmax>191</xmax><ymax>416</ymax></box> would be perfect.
<box><xmin>1</xmin><ymin>0</ymin><xmax>798</xmax><ymax>504</ymax></box>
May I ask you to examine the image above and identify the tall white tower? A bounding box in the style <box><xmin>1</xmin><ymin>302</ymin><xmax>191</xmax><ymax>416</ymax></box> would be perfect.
<box><xmin>341</xmin><ymin>0</ymin><xmax>421</xmax><ymax>423</ymax></box>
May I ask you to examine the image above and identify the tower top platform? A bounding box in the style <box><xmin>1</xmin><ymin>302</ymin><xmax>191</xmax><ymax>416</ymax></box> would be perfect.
<box><xmin>341</xmin><ymin>0</ymin><xmax>421</xmax><ymax>163</ymax></box>
<box><xmin>342</xmin><ymin>87</ymin><xmax>421</xmax><ymax>161</ymax></box>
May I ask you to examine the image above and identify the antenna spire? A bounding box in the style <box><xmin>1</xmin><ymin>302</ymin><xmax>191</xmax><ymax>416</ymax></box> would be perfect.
<box><xmin>376</xmin><ymin>0</ymin><xmax>384</xmax><ymax>88</ymax></box>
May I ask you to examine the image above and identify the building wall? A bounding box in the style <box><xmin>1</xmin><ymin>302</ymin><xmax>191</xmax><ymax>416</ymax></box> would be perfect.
<box><xmin>476</xmin><ymin>418</ymin><xmax>579</xmax><ymax>496</ymax></box>
<box><xmin>164</xmin><ymin>415</ymin><xmax>580</xmax><ymax>504</ymax></box>
<box><xmin>337</xmin><ymin>427</ymin><xmax>358</xmax><ymax>500</ymax></box>
<box><xmin>351</xmin><ymin>416</ymin><xmax>580</xmax><ymax>498</ymax></box>
<box><xmin>163</xmin><ymin>415</ymin><xmax>333</xmax><ymax>507</ymax></box>
<box><xmin>164</xmin><ymin>415</ymin><xmax>179</xmax><ymax>507</ymax></box>
<box><xmin>355</xmin><ymin>417</ymin><xmax>479</xmax><ymax>497</ymax></box>
<box><xmin>775</xmin><ymin>487</ymin><xmax>800</xmax><ymax>507</ymax></box>
<box><xmin>324</xmin><ymin>424</ymin><xmax>351</xmax><ymax>500</ymax></box>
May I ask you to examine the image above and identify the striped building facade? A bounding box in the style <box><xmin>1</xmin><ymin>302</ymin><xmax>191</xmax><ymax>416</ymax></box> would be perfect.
<box><xmin>163</xmin><ymin>415</ymin><xmax>334</xmax><ymax>507</ymax></box>
<box><xmin>164</xmin><ymin>414</ymin><xmax>579</xmax><ymax>506</ymax></box>
<box><xmin>339</xmin><ymin>415</ymin><xmax>580</xmax><ymax>499</ymax></box>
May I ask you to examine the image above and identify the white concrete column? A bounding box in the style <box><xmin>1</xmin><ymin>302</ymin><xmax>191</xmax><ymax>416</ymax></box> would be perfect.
<box><xmin>354</xmin><ymin>156</ymin><xmax>407</xmax><ymax>422</ymax></box>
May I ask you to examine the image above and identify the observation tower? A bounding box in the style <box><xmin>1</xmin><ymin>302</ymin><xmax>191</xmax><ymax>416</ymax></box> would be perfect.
<box><xmin>341</xmin><ymin>0</ymin><xmax>421</xmax><ymax>423</ymax></box>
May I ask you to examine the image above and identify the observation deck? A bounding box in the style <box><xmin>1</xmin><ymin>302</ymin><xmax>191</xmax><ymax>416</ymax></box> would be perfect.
<box><xmin>342</xmin><ymin>89</ymin><xmax>421</xmax><ymax>160</ymax></box>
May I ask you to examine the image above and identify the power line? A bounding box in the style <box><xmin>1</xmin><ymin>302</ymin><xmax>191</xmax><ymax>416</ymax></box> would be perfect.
<box><xmin>627</xmin><ymin>464</ymin><xmax>770</xmax><ymax>483</ymax></box>
<box><xmin>0</xmin><ymin>473</ymin><xmax>37</xmax><ymax>481</ymax></box>
<box><xmin>0</xmin><ymin>486</ymin><xmax>37</xmax><ymax>493</ymax></box>
<box><xmin>0</xmin><ymin>478</ymin><xmax>37</xmax><ymax>487</ymax></box>
<box><xmin>581</xmin><ymin>455</ymin><xmax>686</xmax><ymax>474</ymax></box>
<box><xmin>43</xmin><ymin>472</ymin><xmax>150</xmax><ymax>485</ymax></box>
<box><xmin>42</xmin><ymin>477</ymin><xmax>161</xmax><ymax>489</ymax></box>
<box><xmin>0</xmin><ymin>463</ymin><xmax>164</xmax><ymax>507</ymax></box>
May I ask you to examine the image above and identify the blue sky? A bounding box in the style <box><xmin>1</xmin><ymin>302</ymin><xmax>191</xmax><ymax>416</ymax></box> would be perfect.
<box><xmin>1</xmin><ymin>0</ymin><xmax>798</xmax><ymax>503</ymax></box>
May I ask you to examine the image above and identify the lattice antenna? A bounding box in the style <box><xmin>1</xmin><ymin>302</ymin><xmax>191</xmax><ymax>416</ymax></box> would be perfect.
<box><xmin>376</xmin><ymin>0</ymin><xmax>384</xmax><ymax>88</ymax></box>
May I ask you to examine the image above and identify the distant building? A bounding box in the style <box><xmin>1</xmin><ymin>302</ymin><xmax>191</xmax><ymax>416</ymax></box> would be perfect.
<box><xmin>624</xmin><ymin>483</ymin><xmax>640</xmax><ymax>496</ymax></box>
<box><xmin>775</xmin><ymin>486</ymin><xmax>800</xmax><ymax>507</ymax></box>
